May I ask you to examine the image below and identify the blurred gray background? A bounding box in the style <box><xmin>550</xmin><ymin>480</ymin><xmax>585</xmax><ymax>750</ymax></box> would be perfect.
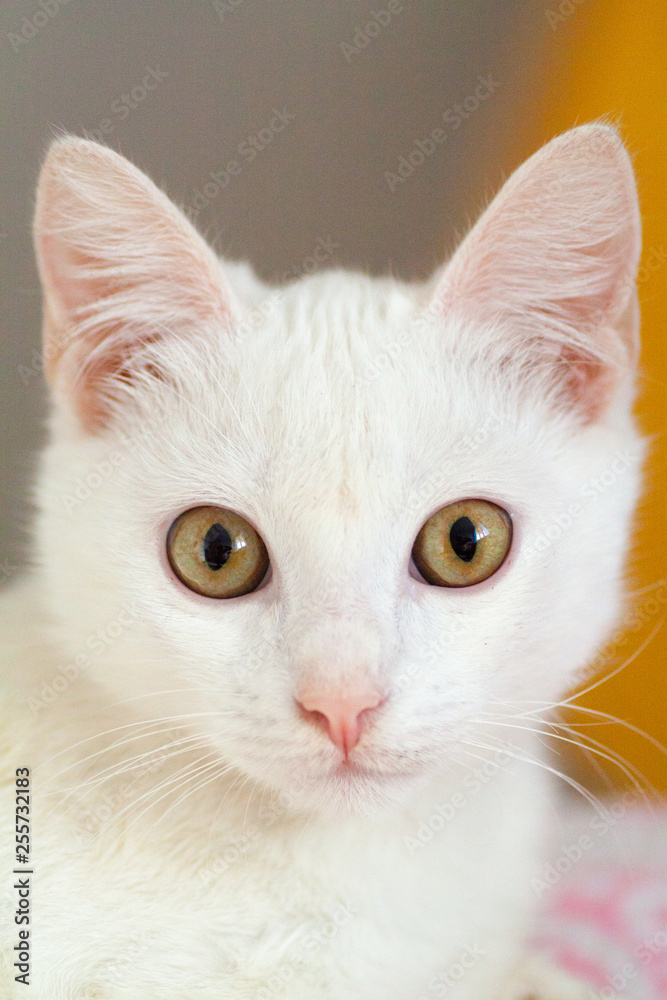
<box><xmin>0</xmin><ymin>1</ymin><xmax>555</xmax><ymax>573</ymax></box>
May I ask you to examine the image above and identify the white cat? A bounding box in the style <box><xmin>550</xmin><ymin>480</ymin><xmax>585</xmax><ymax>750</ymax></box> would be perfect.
<box><xmin>0</xmin><ymin>123</ymin><xmax>643</xmax><ymax>999</ymax></box>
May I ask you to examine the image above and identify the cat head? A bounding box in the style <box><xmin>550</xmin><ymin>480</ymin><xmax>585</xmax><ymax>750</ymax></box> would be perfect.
<box><xmin>32</xmin><ymin>125</ymin><xmax>643</xmax><ymax>814</ymax></box>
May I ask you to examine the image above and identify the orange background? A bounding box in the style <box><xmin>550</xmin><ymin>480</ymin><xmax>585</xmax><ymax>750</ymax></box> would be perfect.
<box><xmin>517</xmin><ymin>0</ymin><xmax>666</xmax><ymax>791</ymax></box>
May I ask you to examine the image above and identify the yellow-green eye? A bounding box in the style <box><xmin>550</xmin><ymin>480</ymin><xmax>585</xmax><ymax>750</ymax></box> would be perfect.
<box><xmin>412</xmin><ymin>499</ymin><xmax>512</xmax><ymax>588</ymax></box>
<box><xmin>167</xmin><ymin>506</ymin><xmax>269</xmax><ymax>599</ymax></box>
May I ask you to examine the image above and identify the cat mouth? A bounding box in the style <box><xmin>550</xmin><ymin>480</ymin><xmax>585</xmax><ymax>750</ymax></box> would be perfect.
<box><xmin>309</xmin><ymin>757</ymin><xmax>423</xmax><ymax>813</ymax></box>
<box><xmin>328</xmin><ymin>758</ymin><xmax>416</xmax><ymax>783</ymax></box>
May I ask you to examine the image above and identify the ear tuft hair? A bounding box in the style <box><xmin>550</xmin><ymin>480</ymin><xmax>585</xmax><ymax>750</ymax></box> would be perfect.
<box><xmin>433</xmin><ymin>124</ymin><xmax>641</xmax><ymax>421</ymax></box>
<box><xmin>34</xmin><ymin>137</ymin><xmax>236</xmax><ymax>430</ymax></box>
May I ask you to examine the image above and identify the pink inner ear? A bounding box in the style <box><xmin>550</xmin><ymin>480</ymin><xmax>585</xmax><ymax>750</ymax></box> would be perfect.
<box><xmin>435</xmin><ymin>125</ymin><xmax>641</xmax><ymax>419</ymax></box>
<box><xmin>34</xmin><ymin>137</ymin><xmax>234</xmax><ymax>431</ymax></box>
<box><xmin>557</xmin><ymin>348</ymin><xmax>616</xmax><ymax>424</ymax></box>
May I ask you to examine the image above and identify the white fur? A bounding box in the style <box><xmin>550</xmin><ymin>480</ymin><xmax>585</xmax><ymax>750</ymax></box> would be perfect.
<box><xmin>0</xmin><ymin>125</ymin><xmax>643</xmax><ymax>998</ymax></box>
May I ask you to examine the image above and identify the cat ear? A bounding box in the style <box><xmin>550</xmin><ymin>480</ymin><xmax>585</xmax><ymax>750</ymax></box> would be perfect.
<box><xmin>433</xmin><ymin>124</ymin><xmax>641</xmax><ymax>421</ymax></box>
<box><xmin>34</xmin><ymin>136</ymin><xmax>236</xmax><ymax>430</ymax></box>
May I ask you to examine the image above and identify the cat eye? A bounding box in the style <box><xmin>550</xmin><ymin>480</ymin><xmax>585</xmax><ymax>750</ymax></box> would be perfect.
<box><xmin>412</xmin><ymin>499</ymin><xmax>512</xmax><ymax>588</ymax></box>
<box><xmin>167</xmin><ymin>506</ymin><xmax>269</xmax><ymax>599</ymax></box>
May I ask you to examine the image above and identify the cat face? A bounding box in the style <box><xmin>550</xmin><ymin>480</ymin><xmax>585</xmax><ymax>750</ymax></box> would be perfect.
<box><xmin>32</xmin><ymin>127</ymin><xmax>643</xmax><ymax>814</ymax></box>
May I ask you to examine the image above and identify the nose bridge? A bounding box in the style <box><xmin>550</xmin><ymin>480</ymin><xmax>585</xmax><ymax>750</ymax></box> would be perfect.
<box><xmin>282</xmin><ymin>501</ymin><xmax>399</xmax><ymax>687</ymax></box>
<box><xmin>287</xmin><ymin>500</ymin><xmax>392</xmax><ymax>606</ymax></box>
<box><xmin>291</xmin><ymin>609</ymin><xmax>387</xmax><ymax>691</ymax></box>
<box><xmin>280</xmin><ymin>493</ymin><xmax>400</xmax><ymax>757</ymax></box>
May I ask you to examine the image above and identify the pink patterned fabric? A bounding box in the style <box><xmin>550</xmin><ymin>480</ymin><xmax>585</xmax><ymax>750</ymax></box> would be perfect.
<box><xmin>533</xmin><ymin>802</ymin><xmax>667</xmax><ymax>999</ymax></box>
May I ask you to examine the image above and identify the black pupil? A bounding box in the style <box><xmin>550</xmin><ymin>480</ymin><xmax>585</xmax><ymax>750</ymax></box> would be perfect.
<box><xmin>203</xmin><ymin>523</ymin><xmax>233</xmax><ymax>570</ymax></box>
<box><xmin>449</xmin><ymin>517</ymin><xmax>478</xmax><ymax>562</ymax></box>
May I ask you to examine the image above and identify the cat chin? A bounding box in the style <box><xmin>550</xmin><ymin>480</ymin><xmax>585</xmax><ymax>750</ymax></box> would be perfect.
<box><xmin>286</xmin><ymin>776</ymin><xmax>416</xmax><ymax>819</ymax></box>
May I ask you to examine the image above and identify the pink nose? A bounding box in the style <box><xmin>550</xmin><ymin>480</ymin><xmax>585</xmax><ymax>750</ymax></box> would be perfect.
<box><xmin>296</xmin><ymin>690</ymin><xmax>384</xmax><ymax>759</ymax></box>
